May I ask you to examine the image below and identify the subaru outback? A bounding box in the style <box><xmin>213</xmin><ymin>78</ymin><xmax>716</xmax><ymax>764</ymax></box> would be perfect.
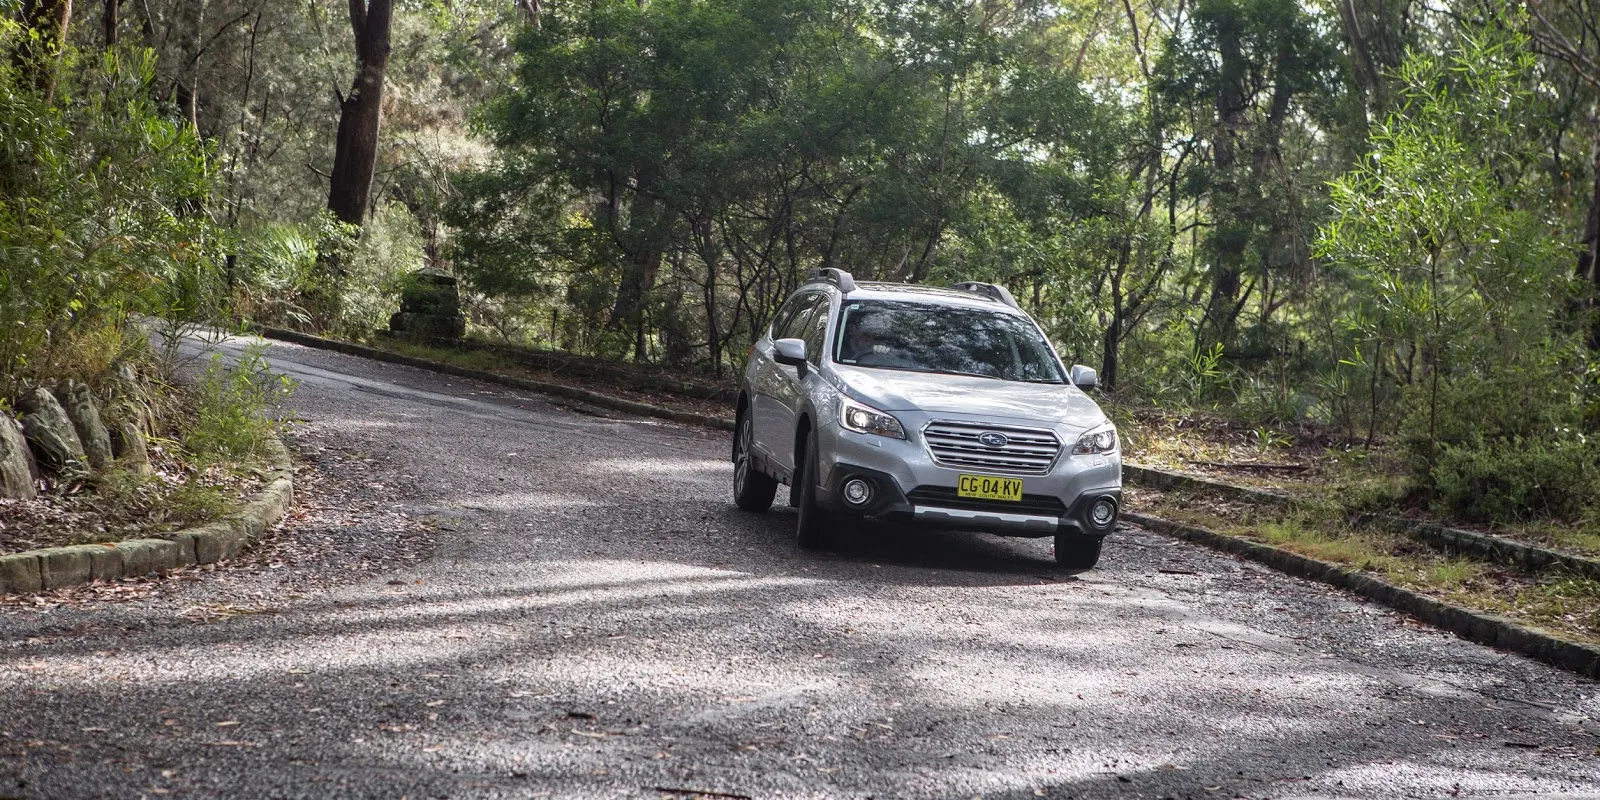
<box><xmin>732</xmin><ymin>269</ymin><xmax>1121</xmax><ymax>569</ymax></box>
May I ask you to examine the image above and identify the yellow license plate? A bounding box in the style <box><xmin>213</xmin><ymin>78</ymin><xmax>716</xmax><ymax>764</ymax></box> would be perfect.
<box><xmin>957</xmin><ymin>474</ymin><xmax>1023</xmax><ymax>501</ymax></box>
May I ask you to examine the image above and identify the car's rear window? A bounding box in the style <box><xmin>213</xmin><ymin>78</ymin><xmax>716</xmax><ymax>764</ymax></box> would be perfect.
<box><xmin>832</xmin><ymin>300</ymin><xmax>1064</xmax><ymax>383</ymax></box>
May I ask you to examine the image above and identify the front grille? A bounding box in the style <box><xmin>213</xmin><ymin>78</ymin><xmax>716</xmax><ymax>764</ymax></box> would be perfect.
<box><xmin>922</xmin><ymin>420</ymin><xmax>1062</xmax><ymax>475</ymax></box>
<box><xmin>906</xmin><ymin>486</ymin><xmax>1067</xmax><ymax>516</ymax></box>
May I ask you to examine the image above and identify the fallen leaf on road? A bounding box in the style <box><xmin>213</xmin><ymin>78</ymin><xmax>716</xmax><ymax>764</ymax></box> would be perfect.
<box><xmin>214</xmin><ymin>721</ymin><xmax>241</xmax><ymax>727</ymax></box>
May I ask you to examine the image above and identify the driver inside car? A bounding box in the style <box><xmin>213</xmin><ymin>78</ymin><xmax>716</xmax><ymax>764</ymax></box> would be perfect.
<box><xmin>840</xmin><ymin>309</ymin><xmax>916</xmax><ymax>368</ymax></box>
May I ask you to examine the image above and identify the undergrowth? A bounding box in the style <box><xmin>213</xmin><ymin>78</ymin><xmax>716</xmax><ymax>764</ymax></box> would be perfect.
<box><xmin>1130</xmin><ymin>489</ymin><xmax>1600</xmax><ymax>645</ymax></box>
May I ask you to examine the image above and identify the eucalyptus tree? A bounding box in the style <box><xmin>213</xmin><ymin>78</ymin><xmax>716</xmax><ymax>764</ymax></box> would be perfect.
<box><xmin>1520</xmin><ymin>0</ymin><xmax>1600</xmax><ymax>344</ymax></box>
<box><xmin>1317</xmin><ymin>26</ymin><xmax>1573</xmax><ymax>474</ymax></box>
<box><xmin>1154</xmin><ymin>0</ymin><xmax>1342</xmax><ymax>351</ymax></box>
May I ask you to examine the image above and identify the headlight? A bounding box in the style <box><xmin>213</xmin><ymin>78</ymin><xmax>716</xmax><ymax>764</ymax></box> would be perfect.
<box><xmin>1072</xmin><ymin>423</ymin><xmax>1118</xmax><ymax>455</ymax></box>
<box><xmin>839</xmin><ymin>398</ymin><xmax>905</xmax><ymax>439</ymax></box>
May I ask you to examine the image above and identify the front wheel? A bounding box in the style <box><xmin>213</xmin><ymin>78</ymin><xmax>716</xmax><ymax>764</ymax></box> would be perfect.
<box><xmin>733</xmin><ymin>413</ymin><xmax>778</xmax><ymax>512</ymax></box>
<box><xmin>794</xmin><ymin>431</ymin><xmax>832</xmax><ymax>550</ymax></box>
<box><xmin>1053</xmin><ymin>535</ymin><xmax>1103</xmax><ymax>571</ymax></box>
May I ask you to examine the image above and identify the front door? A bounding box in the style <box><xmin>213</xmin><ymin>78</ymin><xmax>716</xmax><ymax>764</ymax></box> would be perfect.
<box><xmin>770</xmin><ymin>294</ymin><xmax>832</xmax><ymax>474</ymax></box>
<box><xmin>752</xmin><ymin>292</ymin><xmax>823</xmax><ymax>475</ymax></box>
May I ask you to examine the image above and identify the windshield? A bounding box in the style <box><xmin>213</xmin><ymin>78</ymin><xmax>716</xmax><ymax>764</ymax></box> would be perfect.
<box><xmin>832</xmin><ymin>300</ymin><xmax>1065</xmax><ymax>383</ymax></box>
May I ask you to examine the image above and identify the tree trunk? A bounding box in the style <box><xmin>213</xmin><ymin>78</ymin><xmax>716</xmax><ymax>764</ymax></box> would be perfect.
<box><xmin>327</xmin><ymin>0</ymin><xmax>393</xmax><ymax>228</ymax></box>
<box><xmin>1100</xmin><ymin>313</ymin><xmax>1120</xmax><ymax>393</ymax></box>
<box><xmin>1335</xmin><ymin>0</ymin><xmax>1381</xmax><ymax>128</ymax></box>
<box><xmin>103</xmin><ymin>0</ymin><xmax>118</xmax><ymax>47</ymax></box>
<box><xmin>14</xmin><ymin>0</ymin><xmax>73</xmax><ymax>98</ymax></box>
<box><xmin>177</xmin><ymin>0</ymin><xmax>205</xmax><ymax>131</ymax></box>
<box><xmin>607</xmin><ymin>179</ymin><xmax>665</xmax><ymax>345</ymax></box>
<box><xmin>1204</xmin><ymin>18</ymin><xmax>1250</xmax><ymax>343</ymax></box>
<box><xmin>1582</xmin><ymin>127</ymin><xmax>1600</xmax><ymax>348</ymax></box>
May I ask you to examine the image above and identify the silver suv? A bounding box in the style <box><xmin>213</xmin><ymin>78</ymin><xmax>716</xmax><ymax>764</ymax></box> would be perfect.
<box><xmin>732</xmin><ymin>269</ymin><xmax>1121</xmax><ymax>569</ymax></box>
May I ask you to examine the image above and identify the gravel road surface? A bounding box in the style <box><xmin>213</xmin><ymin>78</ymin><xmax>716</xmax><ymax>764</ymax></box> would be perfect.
<box><xmin>2</xmin><ymin>334</ymin><xmax>1597</xmax><ymax>799</ymax></box>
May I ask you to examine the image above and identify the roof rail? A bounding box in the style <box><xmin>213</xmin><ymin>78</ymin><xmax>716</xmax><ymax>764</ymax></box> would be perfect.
<box><xmin>951</xmin><ymin>281</ymin><xmax>1019</xmax><ymax>309</ymax></box>
<box><xmin>807</xmin><ymin>268</ymin><xmax>857</xmax><ymax>294</ymax></box>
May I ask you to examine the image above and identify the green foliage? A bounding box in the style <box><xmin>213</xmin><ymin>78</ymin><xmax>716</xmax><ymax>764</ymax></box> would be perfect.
<box><xmin>167</xmin><ymin>480</ymin><xmax>235</xmax><ymax>526</ymax></box>
<box><xmin>455</xmin><ymin>0</ymin><xmax>1116</xmax><ymax>367</ymax></box>
<box><xmin>184</xmin><ymin>345</ymin><xmax>296</xmax><ymax>466</ymax></box>
<box><xmin>0</xmin><ymin>33</ymin><xmax>228</xmax><ymax>392</ymax></box>
<box><xmin>1315</xmin><ymin>22</ymin><xmax>1580</xmax><ymax>489</ymax></box>
<box><xmin>5</xmin><ymin>0</ymin><xmax>1594</xmax><ymax>532</ymax></box>
<box><xmin>231</xmin><ymin>213</ymin><xmax>356</xmax><ymax>329</ymax></box>
<box><xmin>1431</xmin><ymin>437</ymin><xmax>1599</xmax><ymax>523</ymax></box>
<box><xmin>338</xmin><ymin>202</ymin><xmax>428</xmax><ymax>337</ymax></box>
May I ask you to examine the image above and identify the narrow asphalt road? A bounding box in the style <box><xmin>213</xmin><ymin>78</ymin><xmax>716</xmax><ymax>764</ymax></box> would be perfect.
<box><xmin>2</xmin><ymin>334</ymin><xmax>1598</xmax><ymax>799</ymax></box>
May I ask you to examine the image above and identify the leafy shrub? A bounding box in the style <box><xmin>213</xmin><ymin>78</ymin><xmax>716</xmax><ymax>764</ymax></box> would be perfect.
<box><xmin>184</xmin><ymin>346</ymin><xmax>296</xmax><ymax>466</ymax></box>
<box><xmin>232</xmin><ymin>214</ymin><xmax>354</xmax><ymax>330</ymax></box>
<box><xmin>0</xmin><ymin>37</ymin><xmax>228</xmax><ymax>394</ymax></box>
<box><xmin>1431</xmin><ymin>437</ymin><xmax>1599</xmax><ymax>523</ymax></box>
<box><xmin>334</xmin><ymin>202</ymin><xmax>427</xmax><ymax>338</ymax></box>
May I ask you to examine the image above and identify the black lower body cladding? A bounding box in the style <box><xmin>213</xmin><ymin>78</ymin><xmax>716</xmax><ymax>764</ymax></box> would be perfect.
<box><xmin>821</xmin><ymin>461</ymin><xmax>1118</xmax><ymax>538</ymax></box>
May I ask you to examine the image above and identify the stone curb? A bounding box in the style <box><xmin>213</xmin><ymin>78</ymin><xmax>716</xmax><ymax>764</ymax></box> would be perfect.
<box><xmin>0</xmin><ymin>434</ymin><xmax>294</xmax><ymax>595</ymax></box>
<box><xmin>1123</xmin><ymin>510</ymin><xmax>1600</xmax><ymax>680</ymax></box>
<box><xmin>1123</xmin><ymin>463</ymin><xmax>1600</xmax><ymax>583</ymax></box>
<box><xmin>257</xmin><ymin>326</ymin><xmax>738</xmax><ymax>433</ymax></box>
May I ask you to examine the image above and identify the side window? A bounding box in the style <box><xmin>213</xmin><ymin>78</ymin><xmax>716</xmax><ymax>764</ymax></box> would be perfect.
<box><xmin>802</xmin><ymin>297</ymin><xmax>832</xmax><ymax>367</ymax></box>
<box><xmin>768</xmin><ymin>294</ymin><xmax>807</xmax><ymax>341</ymax></box>
<box><xmin>774</xmin><ymin>293</ymin><xmax>822</xmax><ymax>341</ymax></box>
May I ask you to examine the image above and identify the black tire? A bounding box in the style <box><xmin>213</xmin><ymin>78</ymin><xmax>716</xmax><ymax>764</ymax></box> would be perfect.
<box><xmin>794</xmin><ymin>430</ymin><xmax>832</xmax><ymax>550</ymax></box>
<box><xmin>1054</xmin><ymin>535</ymin><xmax>1104</xmax><ymax>570</ymax></box>
<box><xmin>733</xmin><ymin>412</ymin><xmax>778</xmax><ymax>513</ymax></box>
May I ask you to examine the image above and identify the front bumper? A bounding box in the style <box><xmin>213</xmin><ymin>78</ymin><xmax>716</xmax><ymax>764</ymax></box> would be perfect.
<box><xmin>818</xmin><ymin>460</ymin><xmax>1121</xmax><ymax>539</ymax></box>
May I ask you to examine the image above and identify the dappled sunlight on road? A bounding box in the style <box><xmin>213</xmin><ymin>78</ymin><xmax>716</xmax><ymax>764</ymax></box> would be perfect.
<box><xmin>6</xmin><ymin>333</ymin><xmax>1593</xmax><ymax>799</ymax></box>
<box><xmin>451</xmin><ymin>490</ymin><xmax>603</xmax><ymax>513</ymax></box>
<box><xmin>581</xmin><ymin>456</ymin><xmax>729</xmax><ymax>486</ymax></box>
<box><xmin>0</xmin><ymin>563</ymin><xmax>824</xmax><ymax>690</ymax></box>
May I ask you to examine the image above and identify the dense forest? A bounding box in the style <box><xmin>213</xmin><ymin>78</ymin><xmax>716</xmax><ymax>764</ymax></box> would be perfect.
<box><xmin>3</xmin><ymin>0</ymin><xmax>1600</xmax><ymax>521</ymax></box>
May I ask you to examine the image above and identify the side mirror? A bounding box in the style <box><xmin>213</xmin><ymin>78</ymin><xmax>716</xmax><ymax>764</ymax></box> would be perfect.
<box><xmin>1070</xmin><ymin>365</ymin><xmax>1098</xmax><ymax>391</ymax></box>
<box><xmin>774</xmin><ymin>338</ymin><xmax>808</xmax><ymax>379</ymax></box>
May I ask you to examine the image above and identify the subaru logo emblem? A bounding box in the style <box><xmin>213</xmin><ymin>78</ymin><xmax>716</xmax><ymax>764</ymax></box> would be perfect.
<box><xmin>977</xmin><ymin>432</ymin><xmax>1009</xmax><ymax>448</ymax></box>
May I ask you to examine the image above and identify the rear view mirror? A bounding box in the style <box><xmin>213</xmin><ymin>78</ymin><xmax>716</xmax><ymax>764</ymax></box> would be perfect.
<box><xmin>774</xmin><ymin>338</ymin><xmax>808</xmax><ymax>379</ymax></box>
<box><xmin>1070</xmin><ymin>364</ymin><xmax>1098</xmax><ymax>391</ymax></box>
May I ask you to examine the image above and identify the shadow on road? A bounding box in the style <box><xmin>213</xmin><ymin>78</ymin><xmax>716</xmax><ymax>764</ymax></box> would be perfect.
<box><xmin>5</xmin><ymin>336</ymin><xmax>1580</xmax><ymax>798</ymax></box>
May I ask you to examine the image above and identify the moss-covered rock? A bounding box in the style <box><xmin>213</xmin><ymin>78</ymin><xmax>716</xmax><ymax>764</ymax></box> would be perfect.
<box><xmin>17</xmin><ymin>388</ymin><xmax>87</xmax><ymax>477</ymax></box>
<box><xmin>54</xmin><ymin>379</ymin><xmax>113</xmax><ymax>470</ymax></box>
<box><xmin>390</xmin><ymin>268</ymin><xmax>465</xmax><ymax>340</ymax></box>
<box><xmin>0</xmin><ymin>413</ymin><xmax>36</xmax><ymax>500</ymax></box>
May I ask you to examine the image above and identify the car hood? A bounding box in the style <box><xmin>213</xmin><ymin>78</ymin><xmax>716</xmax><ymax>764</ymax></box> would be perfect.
<box><xmin>833</xmin><ymin>366</ymin><xmax>1108</xmax><ymax>428</ymax></box>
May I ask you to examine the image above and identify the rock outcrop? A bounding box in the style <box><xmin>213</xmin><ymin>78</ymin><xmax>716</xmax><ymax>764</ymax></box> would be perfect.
<box><xmin>54</xmin><ymin>380</ymin><xmax>113</xmax><ymax>470</ymax></box>
<box><xmin>105</xmin><ymin>362</ymin><xmax>155</xmax><ymax>474</ymax></box>
<box><xmin>105</xmin><ymin>400</ymin><xmax>152</xmax><ymax>474</ymax></box>
<box><xmin>0</xmin><ymin>414</ymin><xmax>36</xmax><ymax>500</ymax></box>
<box><xmin>17</xmin><ymin>388</ymin><xmax>88</xmax><ymax>476</ymax></box>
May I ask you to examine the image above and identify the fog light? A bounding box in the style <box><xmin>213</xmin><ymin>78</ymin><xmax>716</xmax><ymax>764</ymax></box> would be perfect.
<box><xmin>1090</xmin><ymin>498</ymin><xmax>1117</xmax><ymax>527</ymax></box>
<box><xmin>842</xmin><ymin>477</ymin><xmax>874</xmax><ymax>506</ymax></box>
